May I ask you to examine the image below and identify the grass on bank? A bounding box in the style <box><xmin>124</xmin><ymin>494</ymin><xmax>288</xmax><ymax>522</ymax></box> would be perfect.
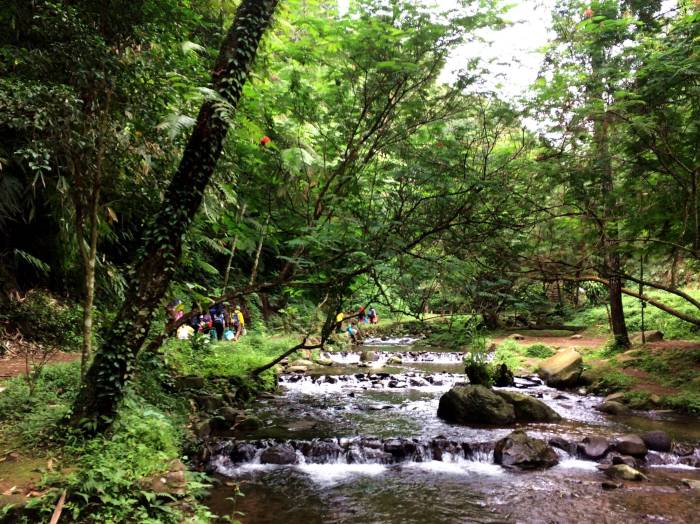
<box><xmin>164</xmin><ymin>330</ymin><xmax>303</xmax><ymax>389</ymax></box>
<box><xmin>0</xmin><ymin>330</ymin><xmax>302</xmax><ymax>522</ymax></box>
<box><xmin>570</xmin><ymin>289</ymin><xmax>700</xmax><ymax>339</ymax></box>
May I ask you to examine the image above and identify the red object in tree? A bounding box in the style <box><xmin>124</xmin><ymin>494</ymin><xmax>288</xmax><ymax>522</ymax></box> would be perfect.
<box><xmin>260</xmin><ymin>135</ymin><xmax>271</xmax><ymax>146</ymax></box>
<box><xmin>584</xmin><ymin>7</ymin><xmax>594</xmax><ymax>18</ymax></box>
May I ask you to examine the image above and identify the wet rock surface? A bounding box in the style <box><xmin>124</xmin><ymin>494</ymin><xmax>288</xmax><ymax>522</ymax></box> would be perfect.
<box><xmin>437</xmin><ymin>385</ymin><xmax>516</xmax><ymax>425</ymax></box>
<box><xmin>642</xmin><ymin>430</ymin><xmax>672</xmax><ymax>452</ymax></box>
<box><xmin>596</xmin><ymin>400</ymin><xmax>631</xmax><ymax>416</ymax></box>
<box><xmin>614</xmin><ymin>434</ymin><xmax>647</xmax><ymax>457</ymax></box>
<box><xmin>494</xmin><ymin>430</ymin><xmax>559</xmax><ymax>470</ymax></box>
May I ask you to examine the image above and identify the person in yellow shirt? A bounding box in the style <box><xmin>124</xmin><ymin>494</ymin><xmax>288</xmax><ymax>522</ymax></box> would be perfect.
<box><xmin>335</xmin><ymin>311</ymin><xmax>344</xmax><ymax>333</ymax></box>
<box><xmin>235</xmin><ymin>306</ymin><xmax>246</xmax><ymax>337</ymax></box>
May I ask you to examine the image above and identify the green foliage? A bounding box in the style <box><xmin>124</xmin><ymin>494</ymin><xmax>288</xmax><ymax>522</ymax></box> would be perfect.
<box><xmin>492</xmin><ymin>339</ymin><xmax>525</xmax><ymax>371</ymax></box>
<box><xmin>0</xmin><ymin>362</ymin><xmax>80</xmax><ymax>447</ymax></box>
<box><xmin>164</xmin><ymin>332</ymin><xmax>298</xmax><ymax>389</ymax></box>
<box><xmin>525</xmin><ymin>344</ymin><xmax>556</xmax><ymax>359</ymax></box>
<box><xmin>462</xmin><ymin>321</ymin><xmax>493</xmax><ymax>386</ymax></box>
<box><xmin>589</xmin><ymin>367</ymin><xmax>637</xmax><ymax>393</ymax></box>
<box><xmin>623</xmin><ymin>390</ymin><xmax>651</xmax><ymax>409</ymax></box>
<box><xmin>662</xmin><ymin>390</ymin><xmax>700</xmax><ymax>415</ymax></box>
<box><xmin>570</xmin><ymin>290</ymin><xmax>700</xmax><ymax>340</ymax></box>
<box><xmin>0</xmin><ymin>290</ymin><xmax>83</xmax><ymax>351</ymax></box>
<box><xmin>0</xmin><ymin>355</ymin><xmax>220</xmax><ymax>523</ymax></box>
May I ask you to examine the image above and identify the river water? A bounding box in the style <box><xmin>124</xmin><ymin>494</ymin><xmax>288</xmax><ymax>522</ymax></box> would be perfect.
<box><xmin>205</xmin><ymin>340</ymin><xmax>700</xmax><ymax>523</ymax></box>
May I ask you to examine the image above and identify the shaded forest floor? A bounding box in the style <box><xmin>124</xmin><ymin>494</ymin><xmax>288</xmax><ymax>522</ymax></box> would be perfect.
<box><xmin>0</xmin><ymin>352</ymin><xmax>80</xmax><ymax>380</ymax></box>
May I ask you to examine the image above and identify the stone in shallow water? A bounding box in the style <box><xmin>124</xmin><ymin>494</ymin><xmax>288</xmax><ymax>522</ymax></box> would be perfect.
<box><xmin>495</xmin><ymin>390</ymin><xmax>562</xmax><ymax>423</ymax></box>
<box><xmin>549</xmin><ymin>436</ymin><xmax>576</xmax><ymax>455</ymax></box>
<box><xmin>437</xmin><ymin>385</ymin><xmax>516</xmax><ymax>425</ymax></box>
<box><xmin>641</xmin><ymin>431</ymin><xmax>672</xmax><ymax>452</ymax></box>
<box><xmin>595</xmin><ymin>400</ymin><xmax>630</xmax><ymax>416</ymax></box>
<box><xmin>260</xmin><ymin>443</ymin><xmax>298</xmax><ymax>465</ymax></box>
<box><xmin>614</xmin><ymin>434</ymin><xmax>647</xmax><ymax>457</ymax></box>
<box><xmin>599</xmin><ymin>463</ymin><xmax>647</xmax><ymax>481</ymax></box>
<box><xmin>602</xmin><ymin>480</ymin><xmax>622</xmax><ymax>490</ymax></box>
<box><xmin>494</xmin><ymin>430</ymin><xmax>559</xmax><ymax>470</ymax></box>
<box><xmin>578</xmin><ymin>436</ymin><xmax>610</xmax><ymax>460</ymax></box>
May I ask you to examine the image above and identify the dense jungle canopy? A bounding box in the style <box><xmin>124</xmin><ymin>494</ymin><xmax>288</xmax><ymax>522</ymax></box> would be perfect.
<box><xmin>1</xmin><ymin>0</ymin><xmax>700</xmax><ymax>522</ymax></box>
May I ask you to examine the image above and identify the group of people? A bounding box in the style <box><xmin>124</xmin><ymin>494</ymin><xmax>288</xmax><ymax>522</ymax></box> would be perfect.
<box><xmin>172</xmin><ymin>300</ymin><xmax>246</xmax><ymax>342</ymax></box>
<box><xmin>335</xmin><ymin>305</ymin><xmax>379</xmax><ymax>343</ymax></box>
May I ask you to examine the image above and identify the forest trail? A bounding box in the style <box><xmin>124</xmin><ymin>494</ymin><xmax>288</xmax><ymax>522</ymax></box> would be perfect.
<box><xmin>0</xmin><ymin>352</ymin><xmax>80</xmax><ymax>379</ymax></box>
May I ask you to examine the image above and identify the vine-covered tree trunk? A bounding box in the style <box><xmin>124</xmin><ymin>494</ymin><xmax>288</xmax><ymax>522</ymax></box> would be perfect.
<box><xmin>70</xmin><ymin>0</ymin><xmax>279</xmax><ymax>432</ymax></box>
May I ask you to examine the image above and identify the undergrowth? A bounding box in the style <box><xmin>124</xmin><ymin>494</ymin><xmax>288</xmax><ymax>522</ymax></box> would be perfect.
<box><xmin>570</xmin><ymin>290</ymin><xmax>700</xmax><ymax>340</ymax></box>
<box><xmin>0</xmin><ymin>352</ymin><xmax>225</xmax><ymax>522</ymax></box>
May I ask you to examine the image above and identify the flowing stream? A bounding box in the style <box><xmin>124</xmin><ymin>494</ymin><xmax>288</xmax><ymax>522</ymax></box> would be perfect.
<box><xmin>205</xmin><ymin>340</ymin><xmax>700</xmax><ymax>523</ymax></box>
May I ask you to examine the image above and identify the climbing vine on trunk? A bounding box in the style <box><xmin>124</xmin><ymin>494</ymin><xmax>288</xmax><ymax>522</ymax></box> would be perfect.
<box><xmin>70</xmin><ymin>0</ymin><xmax>280</xmax><ymax>433</ymax></box>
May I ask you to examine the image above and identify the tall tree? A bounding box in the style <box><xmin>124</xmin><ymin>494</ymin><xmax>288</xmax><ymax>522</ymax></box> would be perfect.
<box><xmin>70</xmin><ymin>0</ymin><xmax>280</xmax><ymax>433</ymax></box>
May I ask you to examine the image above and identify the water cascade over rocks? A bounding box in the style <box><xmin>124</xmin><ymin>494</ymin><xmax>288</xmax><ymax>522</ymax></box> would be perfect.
<box><xmin>206</xmin><ymin>335</ymin><xmax>700</xmax><ymax>523</ymax></box>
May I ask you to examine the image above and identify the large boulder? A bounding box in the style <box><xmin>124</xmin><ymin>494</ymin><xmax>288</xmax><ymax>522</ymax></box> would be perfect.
<box><xmin>595</xmin><ymin>400</ymin><xmax>631</xmax><ymax>416</ymax></box>
<box><xmin>631</xmin><ymin>330</ymin><xmax>663</xmax><ymax>344</ymax></box>
<box><xmin>614</xmin><ymin>434</ymin><xmax>647</xmax><ymax>457</ymax></box>
<box><xmin>289</xmin><ymin>359</ymin><xmax>314</xmax><ymax>368</ymax></box>
<box><xmin>495</xmin><ymin>390</ymin><xmax>562</xmax><ymax>423</ymax></box>
<box><xmin>537</xmin><ymin>348</ymin><xmax>583</xmax><ymax>388</ymax></box>
<box><xmin>641</xmin><ymin>431</ymin><xmax>672</xmax><ymax>452</ymax></box>
<box><xmin>260</xmin><ymin>444</ymin><xmax>298</xmax><ymax>465</ymax></box>
<box><xmin>578</xmin><ymin>436</ymin><xmax>610</xmax><ymax>460</ymax></box>
<box><xmin>361</xmin><ymin>351</ymin><xmax>380</xmax><ymax>362</ymax></box>
<box><xmin>494</xmin><ymin>430</ymin><xmax>559</xmax><ymax>469</ymax></box>
<box><xmin>437</xmin><ymin>385</ymin><xmax>515</xmax><ymax>425</ymax></box>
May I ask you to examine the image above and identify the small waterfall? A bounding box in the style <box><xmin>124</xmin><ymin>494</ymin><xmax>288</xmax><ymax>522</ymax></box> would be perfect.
<box><xmin>647</xmin><ymin>448</ymin><xmax>700</xmax><ymax>468</ymax></box>
<box><xmin>363</xmin><ymin>336</ymin><xmax>421</xmax><ymax>346</ymax></box>
<box><xmin>279</xmin><ymin>371</ymin><xmax>465</xmax><ymax>392</ymax></box>
<box><xmin>319</xmin><ymin>351</ymin><xmax>465</xmax><ymax>364</ymax></box>
<box><xmin>212</xmin><ymin>437</ymin><xmax>504</xmax><ymax>475</ymax></box>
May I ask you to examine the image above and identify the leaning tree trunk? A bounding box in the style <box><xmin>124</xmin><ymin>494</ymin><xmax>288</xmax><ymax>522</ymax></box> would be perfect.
<box><xmin>70</xmin><ymin>0</ymin><xmax>280</xmax><ymax>432</ymax></box>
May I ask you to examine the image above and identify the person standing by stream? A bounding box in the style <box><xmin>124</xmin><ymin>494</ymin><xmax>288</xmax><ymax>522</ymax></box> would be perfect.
<box><xmin>335</xmin><ymin>310</ymin><xmax>345</xmax><ymax>333</ymax></box>
<box><xmin>234</xmin><ymin>306</ymin><xmax>246</xmax><ymax>338</ymax></box>
<box><xmin>212</xmin><ymin>304</ymin><xmax>226</xmax><ymax>341</ymax></box>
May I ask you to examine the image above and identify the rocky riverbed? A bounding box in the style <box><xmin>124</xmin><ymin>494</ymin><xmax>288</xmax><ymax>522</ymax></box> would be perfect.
<box><xmin>204</xmin><ymin>340</ymin><xmax>700</xmax><ymax>523</ymax></box>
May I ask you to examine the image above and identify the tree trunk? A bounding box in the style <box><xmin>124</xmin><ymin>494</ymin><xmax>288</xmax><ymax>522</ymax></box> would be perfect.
<box><xmin>70</xmin><ymin>0</ymin><xmax>279</xmax><ymax>432</ymax></box>
<box><xmin>249</xmin><ymin>213</ymin><xmax>270</xmax><ymax>286</ymax></box>
<box><xmin>483</xmin><ymin>311</ymin><xmax>500</xmax><ymax>330</ymax></box>
<box><xmin>222</xmin><ymin>202</ymin><xmax>247</xmax><ymax>291</ymax></box>
<box><xmin>80</xmin><ymin>181</ymin><xmax>100</xmax><ymax>379</ymax></box>
<box><xmin>591</xmin><ymin>45</ymin><xmax>630</xmax><ymax>348</ymax></box>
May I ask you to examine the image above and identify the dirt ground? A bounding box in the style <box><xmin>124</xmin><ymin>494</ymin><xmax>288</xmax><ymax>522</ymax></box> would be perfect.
<box><xmin>491</xmin><ymin>334</ymin><xmax>608</xmax><ymax>349</ymax></box>
<box><xmin>0</xmin><ymin>352</ymin><xmax>80</xmax><ymax>380</ymax></box>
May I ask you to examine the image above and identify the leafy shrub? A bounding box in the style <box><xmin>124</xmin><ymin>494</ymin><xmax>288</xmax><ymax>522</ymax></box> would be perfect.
<box><xmin>1</xmin><ymin>290</ymin><xmax>83</xmax><ymax>351</ymax></box>
<box><xmin>463</xmin><ymin>322</ymin><xmax>493</xmax><ymax>385</ymax></box>
<box><xmin>525</xmin><ymin>344</ymin><xmax>555</xmax><ymax>359</ymax></box>
<box><xmin>623</xmin><ymin>390</ymin><xmax>651</xmax><ymax>409</ymax></box>
<box><xmin>0</xmin><ymin>361</ymin><xmax>81</xmax><ymax>447</ymax></box>
<box><xmin>590</xmin><ymin>369</ymin><xmax>637</xmax><ymax>393</ymax></box>
<box><xmin>662</xmin><ymin>390</ymin><xmax>700</xmax><ymax>414</ymax></box>
<box><xmin>164</xmin><ymin>332</ymin><xmax>299</xmax><ymax>389</ymax></box>
<box><xmin>570</xmin><ymin>289</ymin><xmax>700</xmax><ymax>340</ymax></box>
<box><xmin>493</xmin><ymin>339</ymin><xmax>525</xmax><ymax>370</ymax></box>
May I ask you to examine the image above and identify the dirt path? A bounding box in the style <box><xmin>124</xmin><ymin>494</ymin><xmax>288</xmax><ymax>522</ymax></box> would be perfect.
<box><xmin>491</xmin><ymin>334</ymin><xmax>608</xmax><ymax>349</ymax></box>
<box><xmin>0</xmin><ymin>352</ymin><xmax>80</xmax><ymax>380</ymax></box>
